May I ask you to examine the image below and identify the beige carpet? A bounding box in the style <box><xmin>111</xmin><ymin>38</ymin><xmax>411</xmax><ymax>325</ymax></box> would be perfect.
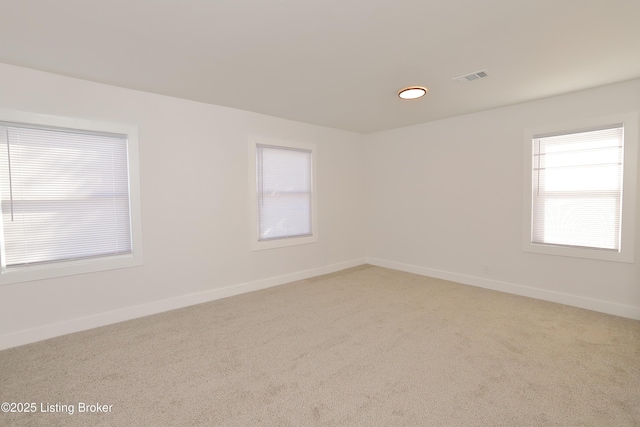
<box><xmin>1</xmin><ymin>265</ymin><xmax>639</xmax><ymax>426</ymax></box>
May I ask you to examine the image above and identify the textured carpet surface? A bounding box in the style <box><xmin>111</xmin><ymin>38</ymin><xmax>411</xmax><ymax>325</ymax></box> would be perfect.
<box><xmin>1</xmin><ymin>265</ymin><xmax>639</xmax><ymax>426</ymax></box>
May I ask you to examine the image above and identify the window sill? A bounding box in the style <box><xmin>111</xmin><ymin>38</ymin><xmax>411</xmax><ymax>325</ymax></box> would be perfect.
<box><xmin>0</xmin><ymin>253</ymin><xmax>143</xmax><ymax>286</ymax></box>
<box><xmin>251</xmin><ymin>234</ymin><xmax>318</xmax><ymax>251</ymax></box>
<box><xmin>522</xmin><ymin>242</ymin><xmax>633</xmax><ymax>263</ymax></box>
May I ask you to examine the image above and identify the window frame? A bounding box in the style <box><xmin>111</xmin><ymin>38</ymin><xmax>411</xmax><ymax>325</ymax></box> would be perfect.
<box><xmin>522</xmin><ymin>113</ymin><xmax>638</xmax><ymax>263</ymax></box>
<box><xmin>0</xmin><ymin>109</ymin><xmax>144</xmax><ymax>285</ymax></box>
<box><xmin>248</xmin><ymin>137</ymin><xmax>318</xmax><ymax>251</ymax></box>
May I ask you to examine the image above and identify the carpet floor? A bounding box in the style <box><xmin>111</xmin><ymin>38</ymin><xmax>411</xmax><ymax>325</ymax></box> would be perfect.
<box><xmin>1</xmin><ymin>265</ymin><xmax>639</xmax><ymax>426</ymax></box>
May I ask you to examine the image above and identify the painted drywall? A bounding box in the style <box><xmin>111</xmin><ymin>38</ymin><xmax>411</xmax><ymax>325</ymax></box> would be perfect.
<box><xmin>365</xmin><ymin>79</ymin><xmax>640</xmax><ymax>318</ymax></box>
<box><xmin>1</xmin><ymin>62</ymin><xmax>638</xmax><ymax>350</ymax></box>
<box><xmin>0</xmin><ymin>63</ymin><xmax>367</xmax><ymax>348</ymax></box>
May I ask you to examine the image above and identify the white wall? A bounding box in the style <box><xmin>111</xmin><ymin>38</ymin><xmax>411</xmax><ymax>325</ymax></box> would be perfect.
<box><xmin>365</xmin><ymin>79</ymin><xmax>640</xmax><ymax>318</ymax></box>
<box><xmin>1</xmin><ymin>62</ymin><xmax>637</xmax><ymax>350</ymax></box>
<box><xmin>0</xmin><ymin>63</ymin><xmax>367</xmax><ymax>348</ymax></box>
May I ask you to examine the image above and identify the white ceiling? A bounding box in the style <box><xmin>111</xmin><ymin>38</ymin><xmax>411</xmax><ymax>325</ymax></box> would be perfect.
<box><xmin>0</xmin><ymin>0</ymin><xmax>639</xmax><ymax>134</ymax></box>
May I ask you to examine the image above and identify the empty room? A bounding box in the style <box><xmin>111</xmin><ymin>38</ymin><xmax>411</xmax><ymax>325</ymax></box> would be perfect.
<box><xmin>1</xmin><ymin>0</ymin><xmax>639</xmax><ymax>426</ymax></box>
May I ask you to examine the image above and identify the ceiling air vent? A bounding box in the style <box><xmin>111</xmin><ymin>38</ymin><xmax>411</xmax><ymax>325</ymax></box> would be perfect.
<box><xmin>453</xmin><ymin>69</ymin><xmax>489</xmax><ymax>83</ymax></box>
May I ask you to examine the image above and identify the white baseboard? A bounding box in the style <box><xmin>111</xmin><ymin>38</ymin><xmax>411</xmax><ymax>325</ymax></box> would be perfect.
<box><xmin>0</xmin><ymin>258</ymin><xmax>367</xmax><ymax>351</ymax></box>
<box><xmin>366</xmin><ymin>257</ymin><xmax>640</xmax><ymax>320</ymax></box>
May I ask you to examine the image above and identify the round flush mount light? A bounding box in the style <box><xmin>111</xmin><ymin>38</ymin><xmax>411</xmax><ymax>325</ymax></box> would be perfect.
<box><xmin>398</xmin><ymin>86</ymin><xmax>428</xmax><ymax>100</ymax></box>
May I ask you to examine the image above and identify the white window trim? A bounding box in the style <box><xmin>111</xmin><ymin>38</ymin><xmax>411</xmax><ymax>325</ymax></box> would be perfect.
<box><xmin>248</xmin><ymin>137</ymin><xmax>318</xmax><ymax>251</ymax></box>
<box><xmin>522</xmin><ymin>112</ymin><xmax>638</xmax><ymax>263</ymax></box>
<box><xmin>0</xmin><ymin>109</ymin><xmax>144</xmax><ymax>285</ymax></box>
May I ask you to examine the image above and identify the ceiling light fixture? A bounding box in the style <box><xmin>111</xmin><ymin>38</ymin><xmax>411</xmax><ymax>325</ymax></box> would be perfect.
<box><xmin>398</xmin><ymin>86</ymin><xmax>427</xmax><ymax>100</ymax></box>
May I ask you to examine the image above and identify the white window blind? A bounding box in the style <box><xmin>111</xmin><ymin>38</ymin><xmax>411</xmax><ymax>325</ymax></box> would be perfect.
<box><xmin>256</xmin><ymin>145</ymin><xmax>312</xmax><ymax>241</ymax></box>
<box><xmin>531</xmin><ymin>124</ymin><xmax>623</xmax><ymax>251</ymax></box>
<box><xmin>0</xmin><ymin>122</ymin><xmax>132</xmax><ymax>269</ymax></box>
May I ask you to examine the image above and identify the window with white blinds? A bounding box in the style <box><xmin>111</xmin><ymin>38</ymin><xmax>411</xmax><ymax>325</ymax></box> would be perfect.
<box><xmin>523</xmin><ymin>113</ymin><xmax>638</xmax><ymax>263</ymax></box>
<box><xmin>249</xmin><ymin>139</ymin><xmax>317</xmax><ymax>251</ymax></box>
<box><xmin>531</xmin><ymin>125</ymin><xmax>623</xmax><ymax>251</ymax></box>
<box><xmin>256</xmin><ymin>144</ymin><xmax>312</xmax><ymax>241</ymax></box>
<box><xmin>0</xmin><ymin>122</ymin><xmax>133</xmax><ymax>270</ymax></box>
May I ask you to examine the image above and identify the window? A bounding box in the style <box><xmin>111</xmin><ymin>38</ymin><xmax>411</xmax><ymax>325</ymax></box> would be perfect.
<box><xmin>523</xmin><ymin>113</ymin><xmax>638</xmax><ymax>262</ymax></box>
<box><xmin>249</xmin><ymin>138</ymin><xmax>317</xmax><ymax>250</ymax></box>
<box><xmin>0</xmin><ymin>110</ymin><xmax>143</xmax><ymax>285</ymax></box>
